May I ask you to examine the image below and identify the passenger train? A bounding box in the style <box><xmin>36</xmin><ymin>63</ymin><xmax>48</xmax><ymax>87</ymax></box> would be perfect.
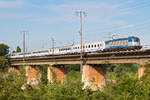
<box><xmin>9</xmin><ymin>36</ymin><xmax>142</xmax><ymax>58</ymax></box>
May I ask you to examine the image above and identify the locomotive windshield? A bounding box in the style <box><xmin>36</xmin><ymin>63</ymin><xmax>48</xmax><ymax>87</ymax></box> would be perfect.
<box><xmin>134</xmin><ymin>38</ymin><xmax>139</xmax><ymax>42</ymax></box>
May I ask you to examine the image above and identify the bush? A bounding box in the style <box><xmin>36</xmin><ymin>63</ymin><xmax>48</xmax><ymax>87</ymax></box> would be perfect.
<box><xmin>0</xmin><ymin>56</ymin><xmax>9</xmax><ymax>71</ymax></box>
<box><xmin>1</xmin><ymin>64</ymin><xmax>150</xmax><ymax>100</ymax></box>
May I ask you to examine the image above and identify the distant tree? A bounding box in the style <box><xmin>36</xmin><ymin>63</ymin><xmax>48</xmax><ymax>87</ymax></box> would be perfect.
<box><xmin>12</xmin><ymin>51</ymin><xmax>16</xmax><ymax>53</ymax></box>
<box><xmin>0</xmin><ymin>43</ymin><xmax>9</xmax><ymax>56</ymax></box>
<box><xmin>0</xmin><ymin>56</ymin><xmax>9</xmax><ymax>71</ymax></box>
<box><xmin>16</xmin><ymin>46</ymin><xmax>21</xmax><ymax>53</ymax></box>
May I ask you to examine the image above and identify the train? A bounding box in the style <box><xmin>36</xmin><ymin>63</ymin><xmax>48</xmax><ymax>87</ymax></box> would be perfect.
<box><xmin>9</xmin><ymin>36</ymin><xmax>142</xmax><ymax>58</ymax></box>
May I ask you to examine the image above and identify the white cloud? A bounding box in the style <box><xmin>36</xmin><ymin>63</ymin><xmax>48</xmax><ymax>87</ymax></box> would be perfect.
<box><xmin>0</xmin><ymin>0</ymin><xmax>24</xmax><ymax>8</ymax></box>
<box><xmin>120</xmin><ymin>24</ymin><xmax>135</xmax><ymax>29</ymax></box>
<box><xmin>31</xmin><ymin>2</ymin><xmax>133</xmax><ymax>26</ymax></box>
<box><xmin>2</xmin><ymin>1</ymin><xmax>133</xmax><ymax>29</ymax></box>
<box><xmin>0</xmin><ymin>12</ymin><xmax>28</xmax><ymax>18</ymax></box>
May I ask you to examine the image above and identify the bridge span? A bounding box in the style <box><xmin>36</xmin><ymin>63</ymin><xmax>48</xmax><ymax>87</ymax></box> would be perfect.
<box><xmin>9</xmin><ymin>49</ymin><xmax>150</xmax><ymax>90</ymax></box>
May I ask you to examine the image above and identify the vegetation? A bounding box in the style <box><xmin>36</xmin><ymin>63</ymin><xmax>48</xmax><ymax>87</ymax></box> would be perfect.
<box><xmin>0</xmin><ymin>43</ymin><xmax>9</xmax><ymax>56</ymax></box>
<box><xmin>1</xmin><ymin>43</ymin><xmax>150</xmax><ymax>100</ymax></box>
<box><xmin>12</xmin><ymin>46</ymin><xmax>21</xmax><ymax>53</ymax></box>
<box><xmin>0</xmin><ymin>56</ymin><xmax>9</xmax><ymax>71</ymax></box>
<box><xmin>1</xmin><ymin>63</ymin><xmax>150</xmax><ymax>100</ymax></box>
<box><xmin>16</xmin><ymin>46</ymin><xmax>21</xmax><ymax>53</ymax></box>
<box><xmin>0</xmin><ymin>43</ymin><xmax>10</xmax><ymax>71</ymax></box>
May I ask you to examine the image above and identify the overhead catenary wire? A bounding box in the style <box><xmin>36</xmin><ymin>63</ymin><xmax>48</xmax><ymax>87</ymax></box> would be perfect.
<box><xmin>84</xmin><ymin>1</ymin><xmax>150</xmax><ymax>34</ymax></box>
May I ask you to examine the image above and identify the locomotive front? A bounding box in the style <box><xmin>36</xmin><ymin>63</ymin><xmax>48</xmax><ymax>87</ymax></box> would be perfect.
<box><xmin>128</xmin><ymin>37</ymin><xmax>142</xmax><ymax>49</ymax></box>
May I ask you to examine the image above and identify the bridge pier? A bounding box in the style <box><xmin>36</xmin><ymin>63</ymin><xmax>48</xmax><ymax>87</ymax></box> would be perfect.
<box><xmin>8</xmin><ymin>66</ymin><xmax>20</xmax><ymax>74</ymax></box>
<box><xmin>82</xmin><ymin>64</ymin><xmax>106</xmax><ymax>91</ymax></box>
<box><xmin>138</xmin><ymin>64</ymin><xmax>146</xmax><ymax>79</ymax></box>
<box><xmin>47</xmin><ymin>65</ymin><xmax>67</xmax><ymax>83</ymax></box>
<box><xmin>25</xmin><ymin>65</ymin><xmax>42</xmax><ymax>86</ymax></box>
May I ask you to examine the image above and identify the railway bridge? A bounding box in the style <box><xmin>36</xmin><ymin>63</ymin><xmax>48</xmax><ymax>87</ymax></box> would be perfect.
<box><xmin>9</xmin><ymin>49</ymin><xmax>150</xmax><ymax>90</ymax></box>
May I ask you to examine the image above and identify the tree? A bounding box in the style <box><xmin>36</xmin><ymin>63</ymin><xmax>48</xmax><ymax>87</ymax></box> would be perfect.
<box><xmin>0</xmin><ymin>56</ymin><xmax>9</xmax><ymax>71</ymax></box>
<box><xmin>0</xmin><ymin>43</ymin><xmax>9</xmax><ymax>56</ymax></box>
<box><xmin>16</xmin><ymin>46</ymin><xmax>21</xmax><ymax>53</ymax></box>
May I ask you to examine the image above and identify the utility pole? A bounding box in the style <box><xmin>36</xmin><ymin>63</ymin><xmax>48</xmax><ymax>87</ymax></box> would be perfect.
<box><xmin>21</xmin><ymin>31</ymin><xmax>27</xmax><ymax>65</ymax></box>
<box><xmin>76</xmin><ymin>11</ymin><xmax>87</xmax><ymax>73</ymax></box>
<box><xmin>23</xmin><ymin>31</ymin><xmax>25</xmax><ymax>55</ymax></box>
<box><xmin>72</xmin><ymin>38</ymin><xmax>75</xmax><ymax>45</ymax></box>
<box><xmin>51</xmin><ymin>38</ymin><xmax>55</xmax><ymax>55</ymax></box>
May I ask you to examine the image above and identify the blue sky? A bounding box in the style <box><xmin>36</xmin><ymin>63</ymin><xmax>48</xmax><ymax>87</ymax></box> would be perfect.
<box><xmin>0</xmin><ymin>0</ymin><xmax>150</xmax><ymax>51</ymax></box>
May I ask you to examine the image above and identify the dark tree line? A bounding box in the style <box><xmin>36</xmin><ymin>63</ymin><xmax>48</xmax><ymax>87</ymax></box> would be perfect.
<box><xmin>0</xmin><ymin>43</ymin><xmax>9</xmax><ymax>56</ymax></box>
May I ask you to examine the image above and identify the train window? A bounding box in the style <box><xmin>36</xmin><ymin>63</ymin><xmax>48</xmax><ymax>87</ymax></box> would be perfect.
<box><xmin>91</xmin><ymin>45</ymin><xmax>93</xmax><ymax>48</ymax></box>
<box><xmin>83</xmin><ymin>46</ymin><xmax>85</xmax><ymax>48</ymax></box>
<box><xmin>88</xmin><ymin>45</ymin><xmax>90</xmax><ymax>48</ymax></box>
<box><xmin>100</xmin><ymin>44</ymin><xmax>103</xmax><ymax>46</ymax></box>
<box><xmin>78</xmin><ymin>47</ymin><xmax>79</xmax><ymax>49</ymax></box>
<box><xmin>124</xmin><ymin>41</ymin><xmax>127</xmax><ymax>45</ymax></box>
<box><xmin>86</xmin><ymin>46</ymin><xmax>87</xmax><ymax>48</ymax></box>
<box><xmin>120</xmin><ymin>41</ymin><xmax>122</xmax><ymax>45</ymax></box>
<box><xmin>113</xmin><ymin>42</ymin><xmax>115</xmax><ymax>45</ymax></box>
<box><xmin>97</xmin><ymin>44</ymin><xmax>99</xmax><ymax>47</ymax></box>
<box><xmin>115</xmin><ymin>42</ymin><xmax>117</xmax><ymax>46</ymax></box>
<box><xmin>94</xmin><ymin>45</ymin><xmax>96</xmax><ymax>47</ymax></box>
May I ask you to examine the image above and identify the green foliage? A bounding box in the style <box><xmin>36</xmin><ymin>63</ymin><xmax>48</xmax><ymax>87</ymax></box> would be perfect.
<box><xmin>67</xmin><ymin>70</ymin><xmax>81</xmax><ymax>83</ymax></box>
<box><xmin>40</xmin><ymin>65</ymin><xmax>48</xmax><ymax>85</ymax></box>
<box><xmin>1</xmin><ymin>64</ymin><xmax>150</xmax><ymax>100</ymax></box>
<box><xmin>106</xmin><ymin>64</ymin><xmax>139</xmax><ymax>80</ymax></box>
<box><xmin>0</xmin><ymin>43</ymin><xmax>9</xmax><ymax>56</ymax></box>
<box><xmin>16</xmin><ymin>46</ymin><xmax>21</xmax><ymax>53</ymax></box>
<box><xmin>0</xmin><ymin>56</ymin><xmax>9</xmax><ymax>71</ymax></box>
<box><xmin>0</xmin><ymin>68</ymin><xmax>26</xmax><ymax>100</ymax></box>
<box><xmin>65</xmin><ymin>64</ymin><xmax>80</xmax><ymax>72</ymax></box>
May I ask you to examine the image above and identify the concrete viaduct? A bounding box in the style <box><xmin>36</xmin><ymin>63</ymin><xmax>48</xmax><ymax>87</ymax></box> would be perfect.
<box><xmin>9</xmin><ymin>49</ymin><xmax>150</xmax><ymax>90</ymax></box>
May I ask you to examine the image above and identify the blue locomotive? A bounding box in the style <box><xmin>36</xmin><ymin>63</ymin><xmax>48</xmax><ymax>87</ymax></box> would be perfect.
<box><xmin>104</xmin><ymin>36</ymin><xmax>142</xmax><ymax>51</ymax></box>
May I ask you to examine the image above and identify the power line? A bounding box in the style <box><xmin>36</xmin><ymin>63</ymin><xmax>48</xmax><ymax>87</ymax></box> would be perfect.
<box><xmin>120</xmin><ymin>2</ymin><xmax>150</xmax><ymax>13</ymax></box>
<box><xmin>86</xmin><ymin>18</ymin><xmax>150</xmax><ymax>36</ymax></box>
<box><xmin>118</xmin><ymin>0</ymin><xmax>150</xmax><ymax>8</ymax></box>
<box><xmin>87</xmin><ymin>1</ymin><xmax>150</xmax><ymax>33</ymax></box>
